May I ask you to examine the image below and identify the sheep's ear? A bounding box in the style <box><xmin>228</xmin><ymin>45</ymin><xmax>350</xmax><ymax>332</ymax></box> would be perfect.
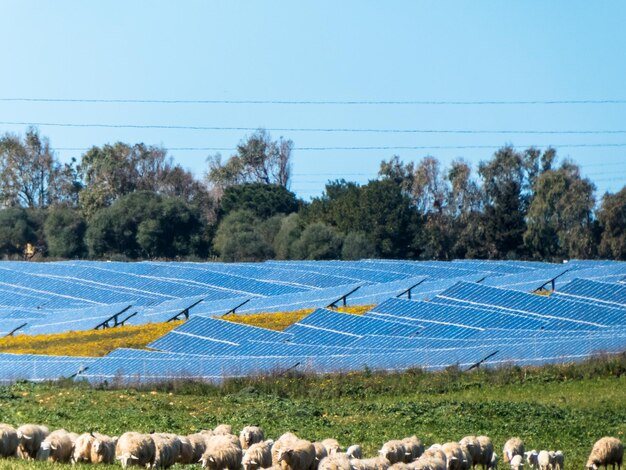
<box><xmin>23</xmin><ymin>435</ymin><xmax>33</xmax><ymax>440</ymax></box>
<box><xmin>210</xmin><ymin>457</ymin><xmax>216</xmax><ymax>463</ymax></box>
<box><xmin>130</xmin><ymin>454</ymin><xmax>139</xmax><ymax>460</ymax></box>
<box><xmin>51</xmin><ymin>445</ymin><xmax>57</xmax><ymax>450</ymax></box>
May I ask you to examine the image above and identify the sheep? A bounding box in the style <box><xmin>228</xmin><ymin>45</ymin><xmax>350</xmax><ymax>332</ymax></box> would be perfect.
<box><xmin>323</xmin><ymin>439</ymin><xmax>342</xmax><ymax>455</ymax></box>
<box><xmin>187</xmin><ymin>432</ymin><xmax>209</xmax><ymax>463</ymax></box>
<box><xmin>72</xmin><ymin>432</ymin><xmax>95</xmax><ymax>464</ymax></box>
<box><xmin>510</xmin><ymin>455</ymin><xmax>524</xmax><ymax>470</ymax></box>
<box><xmin>273</xmin><ymin>432</ymin><xmax>300</xmax><ymax>465</ymax></box>
<box><xmin>442</xmin><ymin>442</ymin><xmax>466</xmax><ymax>470</ymax></box>
<box><xmin>552</xmin><ymin>451</ymin><xmax>564</xmax><ymax>470</ymax></box>
<box><xmin>422</xmin><ymin>447</ymin><xmax>448</xmax><ymax>465</ymax></box>
<box><xmin>347</xmin><ymin>445</ymin><xmax>364</xmax><ymax>459</ymax></box>
<box><xmin>16</xmin><ymin>423</ymin><xmax>49</xmax><ymax>460</ymax></box>
<box><xmin>389</xmin><ymin>463</ymin><xmax>415</xmax><ymax>470</ymax></box>
<box><xmin>380</xmin><ymin>440</ymin><xmax>406</xmax><ymax>465</ymax></box>
<box><xmin>475</xmin><ymin>437</ymin><xmax>495</xmax><ymax>470</ymax></box>
<box><xmin>460</xmin><ymin>437</ymin><xmax>482</xmax><ymax>468</ymax></box>
<box><xmin>350</xmin><ymin>456</ymin><xmax>392</xmax><ymax>470</ymax></box>
<box><xmin>276</xmin><ymin>438</ymin><xmax>316</xmax><ymax>470</ymax></box>
<box><xmin>503</xmin><ymin>439</ymin><xmax>525</xmax><ymax>465</ymax></box>
<box><xmin>115</xmin><ymin>432</ymin><xmax>156</xmax><ymax>468</ymax></box>
<box><xmin>319</xmin><ymin>453</ymin><xmax>353</xmax><ymax>470</ymax></box>
<box><xmin>403</xmin><ymin>436</ymin><xmax>425</xmax><ymax>463</ymax></box>
<box><xmin>243</xmin><ymin>440</ymin><xmax>274</xmax><ymax>470</ymax></box>
<box><xmin>313</xmin><ymin>442</ymin><xmax>329</xmax><ymax>464</ymax></box>
<box><xmin>43</xmin><ymin>428</ymin><xmax>73</xmax><ymax>463</ymax></box>
<box><xmin>417</xmin><ymin>455</ymin><xmax>447</xmax><ymax>470</ymax></box>
<box><xmin>178</xmin><ymin>436</ymin><xmax>194</xmax><ymax>465</ymax></box>
<box><xmin>460</xmin><ymin>445</ymin><xmax>474</xmax><ymax>470</ymax></box>
<box><xmin>152</xmin><ymin>433</ymin><xmax>182</xmax><ymax>469</ymax></box>
<box><xmin>91</xmin><ymin>432</ymin><xmax>116</xmax><ymax>464</ymax></box>
<box><xmin>586</xmin><ymin>437</ymin><xmax>623</xmax><ymax>470</ymax></box>
<box><xmin>214</xmin><ymin>424</ymin><xmax>234</xmax><ymax>435</ymax></box>
<box><xmin>241</xmin><ymin>426</ymin><xmax>265</xmax><ymax>450</ymax></box>
<box><xmin>200</xmin><ymin>434</ymin><xmax>244</xmax><ymax>470</ymax></box>
<box><xmin>537</xmin><ymin>451</ymin><xmax>551</xmax><ymax>470</ymax></box>
<box><xmin>524</xmin><ymin>451</ymin><xmax>539</xmax><ymax>470</ymax></box>
<box><xmin>0</xmin><ymin>423</ymin><xmax>18</xmax><ymax>458</ymax></box>
<box><xmin>486</xmin><ymin>453</ymin><xmax>498</xmax><ymax>470</ymax></box>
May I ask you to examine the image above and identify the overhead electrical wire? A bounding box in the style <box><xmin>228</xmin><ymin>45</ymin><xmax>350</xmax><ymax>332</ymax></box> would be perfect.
<box><xmin>1</xmin><ymin>121</ymin><xmax>626</xmax><ymax>134</ymax></box>
<box><xmin>1</xmin><ymin>97</ymin><xmax>626</xmax><ymax>105</ymax></box>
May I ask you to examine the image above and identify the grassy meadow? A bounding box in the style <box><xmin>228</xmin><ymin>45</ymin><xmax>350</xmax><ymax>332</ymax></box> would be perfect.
<box><xmin>0</xmin><ymin>353</ymin><xmax>624</xmax><ymax>469</ymax></box>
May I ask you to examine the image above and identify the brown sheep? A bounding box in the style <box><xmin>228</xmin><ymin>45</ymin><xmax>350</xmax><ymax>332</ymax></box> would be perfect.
<box><xmin>586</xmin><ymin>438</ymin><xmax>623</xmax><ymax>470</ymax></box>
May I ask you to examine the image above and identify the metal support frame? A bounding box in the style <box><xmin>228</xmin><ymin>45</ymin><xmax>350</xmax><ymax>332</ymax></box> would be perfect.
<box><xmin>396</xmin><ymin>278</ymin><xmax>427</xmax><ymax>300</ymax></box>
<box><xmin>466</xmin><ymin>350</ymin><xmax>499</xmax><ymax>371</ymax></box>
<box><xmin>166</xmin><ymin>298</ymin><xmax>204</xmax><ymax>322</ymax></box>
<box><xmin>4</xmin><ymin>322</ymin><xmax>28</xmax><ymax>337</ymax></box>
<box><xmin>326</xmin><ymin>285</ymin><xmax>362</xmax><ymax>309</ymax></box>
<box><xmin>93</xmin><ymin>305</ymin><xmax>133</xmax><ymax>330</ymax></box>
<box><xmin>535</xmin><ymin>268</ymin><xmax>571</xmax><ymax>293</ymax></box>
<box><xmin>222</xmin><ymin>299</ymin><xmax>251</xmax><ymax>316</ymax></box>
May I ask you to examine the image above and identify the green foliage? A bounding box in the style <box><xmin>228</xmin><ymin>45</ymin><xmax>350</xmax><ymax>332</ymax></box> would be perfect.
<box><xmin>43</xmin><ymin>207</ymin><xmax>87</xmax><ymax>258</ymax></box>
<box><xmin>597</xmin><ymin>186</ymin><xmax>626</xmax><ymax>259</ymax></box>
<box><xmin>341</xmin><ymin>231</ymin><xmax>376</xmax><ymax>260</ymax></box>
<box><xmin>524</xmin><ymin>161</ymin><xmax>596</xmax><ymax>260</ymax></box>
<box><xmin>213</xmin><ymin>209</ymin><xmax>275</xmax><ymax>261</ymax></box>
<box><xmin>0</xmin><ymin>207</ymin><xmax>37</xmax><ymax>257</ymax></box>
<box><xmin>220</xmin><ymin>183</ymin><xmax>299</xmax><ymax>219</ymax></box>
<box><xmin>85</xmin><ymin>191</ymin><xmax>207</xmax><ymax>259</ymax></box>
<box><xmin>273</xmin><ymin>213</ymin><xmax>304</xmax><ymax>259</ymax></box>
<box><xmin>0</xmin><ymin>355</ymin><xmax>625</xmax><ymax>469</ymax></box>
<box><xmin>291</xmin><ymin>222</ymin><xmax>343</xmax><ymax>260</ymax></box>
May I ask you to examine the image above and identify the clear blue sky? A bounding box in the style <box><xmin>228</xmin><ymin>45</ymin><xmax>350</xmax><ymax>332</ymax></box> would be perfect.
<box><xmin>1</xmin><ymin>1</ymin><xmax>625</xmax><ymax>199</ymax></box>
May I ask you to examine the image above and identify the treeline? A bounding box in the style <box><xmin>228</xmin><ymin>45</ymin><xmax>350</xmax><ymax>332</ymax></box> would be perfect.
<box><xmin>0</xmin><ymin>127</ymin><xmax>625</xmax><ymax>262</ymax></box>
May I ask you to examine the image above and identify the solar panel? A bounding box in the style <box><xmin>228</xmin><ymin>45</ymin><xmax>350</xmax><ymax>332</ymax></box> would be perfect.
<box><xmin>0</xmin><ymin>353</ymin><xmax>94</xmax><ymax>385</ymax></box>
<box><xmin>555</xmin><ymin>278</ymin><xmax>626</xmax><ymax>307</ymax></box>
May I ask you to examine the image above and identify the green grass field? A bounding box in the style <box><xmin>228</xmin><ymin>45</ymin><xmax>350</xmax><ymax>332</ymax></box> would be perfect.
<box><xmin>0</xmin><ymin>354</ymin><xmax>624</xmax><ymax>469</ymax></box>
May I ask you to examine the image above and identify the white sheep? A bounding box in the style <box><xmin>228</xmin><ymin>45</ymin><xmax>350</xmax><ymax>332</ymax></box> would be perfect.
<box><xmin>0</xmin><ymin>424</ymin><xmax>18</xmax><ymax>458</ymax></box>
<box><xmin>178</xmin><ymin>436</ymin><xmax>194</xmax><ymax>465</ymax></box>
<box><xmin>200</xmin><ymin>434</ymin><xmax>244</xmax><ymax>470</ymax></box>
<box><xmin>347</xmin><ymin>445</ymin><xmax>364</xmax><ymax>459</ymax></box>
<box><xmin>351</xmin><ymin>456</ymin><xmax>392</xmax><ymax>470</ymax></box>
<box><xmin>417</xmin><ymin>455</ymin><xmax>447</xmax><ymax>470</ymax></box>
<box><xmin>537</xmin><ymin>451</ymin><xmax>551</xmax><ymax>470</ymax></box>
<box><xmin>323</xmin><ymin>439</ymin><xmax>342</xmax><ymax>456</ymax></box>
<box><xmin>586</xmin><ymin>437</ymin><xmax>623</xmax><ymax>470</ymax></box>
<box><xmin>72</xmin><ymin>432</ymin><xmax>95</xmax><ymax>464</ymax></box>
<box><xmin>276</xmin><ymin>439</ymin><xmax>316</xmax><ymax>470</ymax></box>
<box><xmin>380</xmin><ymin>440</ymin><xmax>406</xmax><ymax>465</ymax></box>
<box><xmin>319</xmin><ymin>453</ymin><xmax>353</xmax><ymax>470</ymax></box>
<box><xmin>91</xmin><ymin>432</ymin><xmax>116</xmax><ymax>464</ymax></box>
<box><xmin>460</xmin><ymin>437</ymin><xmax>481</xmax><ymax>468</ymax></box>
<box><xmin>273</xmin><ymin>433</ymin><xmax>300</xmax><ymax>465</ymax></box>
<box><xmin>115</xmin><ymin>432</ymin><xmax>156</xmax><ymax>468</ymax></box>
<box><xmin>313</xmin><ymin>442</ymin><xmax>330</xmax><ymax>464</ymax></box>
<box><xmin>403</xmin><ymin>436</ymin><xmax>425</xmax><ymax>462</ymax></box>
<box><xmin>510</xmin><ymin>455</ymin><xmax>524</xmax><ymax>470</ymax></box>
<box><xmin>40</xmin><ymin>429</ymin><xmax>73</xmax><ymax>463</ymax></box>
<box><xmin>241</xmin><ymin>426</ymin><xmax>265</xmax><ymax>450</ymax></box>
<box><xmin>214</xmin><ymin>424</ymin><xmax>234</xmax><ymax>436</ymax></box>
<box><xmin>187</xmin><ymin>432</ymin><xmax>209</xmax><ymax>463</ymax></box>
<box><xmin>476</xmin><ymin>437</ymin><xmax>495</xmax><ymax>470</ymax></box>
<box><xmin>460</xmin><ymin>445</ymin><xmax>474</xmax><ymax>470</ymax></box>
<box><xmin>152</xmin><ymin>433</ymin><xmax>182</xmax><ymax>469</ymax></box>
<box><xmin>442</xmin><ymin>442</ymin><xmax>466</xmax><ymax>470</ymax></box>
<box><xmin>243</xmin><ymin>440</ymin><xmax>274</xmax><ymax>470</ymax></box>
<box><xmin>503</xmin><ymin>439</ymin><xmax>525</xmax><ymax>465</ymax></box>
<box><xmin>16</xmin><ymin>423</ymin><xmax>49</xmax><ymax>460</ymax></box>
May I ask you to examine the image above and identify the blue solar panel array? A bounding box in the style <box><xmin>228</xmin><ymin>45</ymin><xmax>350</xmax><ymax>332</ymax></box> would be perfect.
<box><xmin>0</xmin><ymin>259</ymin><xmax>624</xmax><ymax>385</ymax></box>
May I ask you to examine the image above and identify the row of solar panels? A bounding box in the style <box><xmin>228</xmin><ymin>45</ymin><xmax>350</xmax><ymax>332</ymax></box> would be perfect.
<box><xmin>2</xmin><ymin>260</ymin><xmax>625</xmax><ymax>337</ymax></box>
<box><xmin>2</xmin><ymin>277</ymin><xmax>624</xmax><ymax>384</ymax></box>
<box><xmin>3</xmin><ymin>259</ymin><xmax>623</xmax><ymax>311</ymax></box>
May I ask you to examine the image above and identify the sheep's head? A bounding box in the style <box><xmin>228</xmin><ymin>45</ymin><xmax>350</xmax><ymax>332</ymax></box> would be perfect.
<box><xmin>278</xmin><ymin>449</ymin><xmax>294</xmax><ymax>462</ymax></box>
<box><xmin>117</xmin><ymin>453</ymin><xmax>139</xmax><ymax>469</ymax></box>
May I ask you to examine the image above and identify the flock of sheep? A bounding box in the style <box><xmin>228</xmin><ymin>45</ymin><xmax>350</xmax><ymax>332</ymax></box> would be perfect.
<box><xmin>0</xmin><ymin>422</ymin><xmax>623</xmax><ymax>470</ymax></box>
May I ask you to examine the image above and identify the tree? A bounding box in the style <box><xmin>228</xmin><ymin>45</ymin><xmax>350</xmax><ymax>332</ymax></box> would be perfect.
<box><xmin>79</xmin><ymin>142</ymin><xmax>211</xmax><ymax>219</ymax></box>
<box><xmin>220</xmin><ymin>183</ymin><xmax>298</xmax><ymax>219</ymax></box>
<box><xmin>341</xmin><ymin>232</ymin><xmax>376</xmax><ymax>260</ymax></box>
<box><xmin>0</xmin><ymin>207</ymin><xmax>37</xmax><ymax>257</ymax></box>
<box><xmin>44</xmin><ymin>207</ymin><xmax>87</xmax><ymax>258</ymax></box>
<box><xmin>85</xmin><ymin>192</ymin><xmax>206</xmax><ymax>259</ymax></box>
<box><xmin>291</xmin><ymin>222</ymin><xmax>343</xmax><ymax>260</ymax></box>
<box><xmin>0</xmin><ymin>128</ymin><xmax>76</xmax><ymax>208</ymax></box>
<box><xmin>273</xmin><ymin>213</ymin><xmax>304</xmax><ymax>260</ymax></box>
<box><xmin>597</xmin><ymin>186</ymin><xmax>626</xmax><ymax>260</ymax></box>
<box><xmin>524</xmin><ymin>161</ymin><xmax>596</xmax><ymax>260</ymax></box>
<box><xmin>212</xmin><ymin>209</ymin><xmax>274</xmax><ymax>261</ymax></box>
<box><xmin>206</xmin><ymin>129</ymin><xmax>292</xmax><ymax>189</ymax></box>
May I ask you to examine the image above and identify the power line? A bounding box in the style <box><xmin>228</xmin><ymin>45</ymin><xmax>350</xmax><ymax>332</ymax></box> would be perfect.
<box><xmin>54</xmin><ymin>143</ymin><xmax>626</xmax><ymax>152</ymax></box>
<box><xmin>2</xmin><ymin>97</ymin><xmax>626</xmax><ymax>105</ymax></box>
<box><xmin>2</xmin><ymin>121</ymin><xmax>626</xmax><ymax>134</ymax></box>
